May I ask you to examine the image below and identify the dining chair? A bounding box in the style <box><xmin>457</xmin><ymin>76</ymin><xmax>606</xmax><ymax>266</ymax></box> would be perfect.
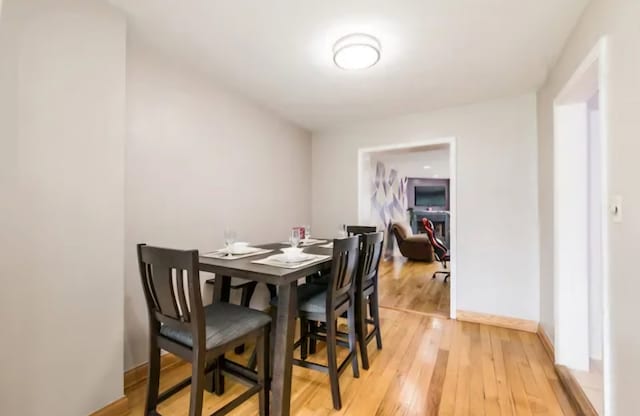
<box><xmin>346</xmin><ymin>225</ymin><xmax>377</xmax><ymax>237</ymax></box>
<box><xmin>353</xmin><ymin>231</ymin><xmax>384</xmax><ymax>369</ymax></box>
<box><xmin>304</xmin><ymin>225</ymin><xmax>376</xmax><ymax>357</ymax></box>
<box><xmin>137</xmin><ymin>244</ymin><xmax>271</xmax><ymax>416</ymax></box>
<box><xmin>293</xmin><ymin>236</ymin><xmax>360</xmax><ymax>410</ymax></box>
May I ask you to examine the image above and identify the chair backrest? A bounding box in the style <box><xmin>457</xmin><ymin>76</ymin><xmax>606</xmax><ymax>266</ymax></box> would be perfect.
<box><xmin>346</xmin><ymin>225</ymin><xmax>377</xmax><ymax>237</ymax></box>
<box><xmin>421</xmin><ymin>219</ymin><xmax>448</xmax><ymax>259</ymax></box>
<box><xmin>137</xmin><ymin>244</ymin><xmax>204</xmax><ymax>338</ymax></box>
<box><xmin>356</xmin><ymin>232</ymin><xmax>384</xmax><ymax>291</ymax></box>
<box><xmin>391</xmin><ymin>222</ymin><xmax>412</xmax><ymax>244</ymax></box>
<box><xmin>327</xmin><ymin>236</ymin><xmax>360</xmax><ymax>310</ymax></box>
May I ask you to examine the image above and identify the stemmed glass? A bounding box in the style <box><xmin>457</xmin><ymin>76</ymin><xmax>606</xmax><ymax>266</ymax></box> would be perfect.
<box><xmin>224</xmin><ymin>229</ymin><xmax>236</xmax><ymax>256</ymax></box>
<box><xmin>289</xmin><ymin>228</ymin><xmax>301</xmax><ymax>248</ymax></box>
<box><xmin>303</xmin><ymin>225</ymin><xmax>311</xmax><ymax>241</ymax></box>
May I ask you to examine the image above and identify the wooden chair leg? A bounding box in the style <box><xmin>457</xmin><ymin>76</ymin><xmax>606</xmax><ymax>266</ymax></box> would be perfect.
<box><xmin>326</xmin><ymin>317</ymin><xmax>342</xmax><ymax>410</ymax></box>
<box><xmin>347</xmin><ymin>304</ymin><xmax>360</xmax><ymax>378</ymax></box>
<box><xmin>356</xmin><ymin>296</ymin><xmax>370</xmax><ymax>370</ymax></box>
<box><xmin>145</xmin><ymin>337</ymin><xmax>161</xmax><ymax>416</ymax></box>
<box><xmin>235</xmin><ymin>282</ymin><xmax>258</xmax><ymax>354</ymax></box>
<box><xmin>248</xmin><ymin>304</ymin><xmax>277</xmax><ymax>371</ymax></box>
<box><xmin>371</xmin><ymin>287</ymin><xmax>383</xmax><ymax>350</ymax></box>
<box><xmin>257</xmin><ymin>326</ymin><xmax>270</xmax><ymax>416</ymax></box>
<box><xmin>299</xmin><ymin>317</ymin><xmax>309</xmax><ymax>360</ymax></box>
<box><xmin>189</xmin><ymin>350</ymin><xmax>205</xmax><ymax>416</ymax></box>
<box><xmin>308</xmin><ymin>321</ymin><xmax>317</xmax><ymax>354</ymax></box>
<box><xmin>214</xmin><ymin>354</ymin><xmax>225</xmax><ymax>396</ymax></box>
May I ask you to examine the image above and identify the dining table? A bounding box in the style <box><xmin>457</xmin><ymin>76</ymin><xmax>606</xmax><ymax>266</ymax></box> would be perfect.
<box><xmin>199</xmin><ymin>241</ymin><xmax>334</xmax><ymax>416</ymax></box>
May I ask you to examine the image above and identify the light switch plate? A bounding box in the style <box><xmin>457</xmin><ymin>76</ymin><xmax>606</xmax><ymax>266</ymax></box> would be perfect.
<box><xmin>611</xmin><ymin>195</ymin><xmax>623</xmax><ymax>223</ymax></box>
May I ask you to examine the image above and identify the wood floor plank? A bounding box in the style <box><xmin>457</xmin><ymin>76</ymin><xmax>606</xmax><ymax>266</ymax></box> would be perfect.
<box><xmin>502</xmin><ymin>337</ymin><xmax>535</xmax><ymax>416</ymax></box>
<box><xmin>425</xmin><ymin>349</ymin><xmax>449</xmax><ymax>416</ymax></box>
<box><xmin>490</xmin><ymin>326</ymin><xmax>517</xmax><ymax>416</ymax></box>
<box><xmin>480</xmin><ymin>325</ymin><xmax>501</xmax><ymax>416</ymax></box>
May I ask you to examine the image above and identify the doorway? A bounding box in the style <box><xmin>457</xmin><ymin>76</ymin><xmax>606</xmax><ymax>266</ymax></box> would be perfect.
<box><xmin>553</xmin><ymin>39</ymin><xmax>608</xmax><ymax>414</ymax></box>
<box><xmin>357</xmin><ymin>138</ymin><xmax>456</xmax><ymax>320</ymax></box>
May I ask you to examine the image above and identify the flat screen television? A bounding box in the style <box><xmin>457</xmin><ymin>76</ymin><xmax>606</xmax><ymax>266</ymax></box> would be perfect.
<box><xmin>415</xmin><ymin>185</ymin><xmax>447</xmax><ymax>208</ymax></box>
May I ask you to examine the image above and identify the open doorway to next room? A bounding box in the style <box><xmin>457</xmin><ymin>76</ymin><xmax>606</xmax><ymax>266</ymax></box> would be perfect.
<box><xmin>358</xmin><ymin>142</ymin><xmax>454</xmax><ymax>319</ymax></box>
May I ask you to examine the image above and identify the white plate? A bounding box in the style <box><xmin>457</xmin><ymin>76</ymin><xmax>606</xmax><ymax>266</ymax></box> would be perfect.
<box><xmin>270</xmin><ymin>253</ymin><xmax>315</xmax><ymax>264</ymax></box>
<box><xmin>219</xmin><ymin>246</ymin><xmax>261</xmax><ymax>255</ymax></box>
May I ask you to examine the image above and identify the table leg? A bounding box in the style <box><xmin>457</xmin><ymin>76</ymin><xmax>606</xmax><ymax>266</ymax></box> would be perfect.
<box><xmin>212</xmin><ymin>275</ymin><xmax>231</xmax><ymax>303</ymax></box>
<box><xmin>206</xmin><ymin>275</ymin><xmax>231</xmax><ymax>393</ymax></box>
<box><xmin>271</xmin><ymin>281</ymin><xmax>297</xmax><ymax>416</ymax></box>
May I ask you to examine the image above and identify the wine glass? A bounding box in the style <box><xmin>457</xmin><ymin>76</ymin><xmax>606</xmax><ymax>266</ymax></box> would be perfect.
<box><xmin>337</xmin><ymin>224</ymin><xmax>347</xmax><ymax>239</ymax></box>
<box><xmin>304</xmin><ymin>224</ymin><xmax>311</xmax><ymax>241</ymax></box>
<box><xmin>224</xmin><ymin>229</ymin><xmax>236</xmax><ymax>256</ymax></box>
<box><xmin>289</xmin><ymin>228</ymin><xmax>301</xmax><ymax>247</ymax></box>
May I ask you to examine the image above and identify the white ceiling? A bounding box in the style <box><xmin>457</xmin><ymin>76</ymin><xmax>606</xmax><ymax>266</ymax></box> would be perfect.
<box><xmin>369</xmin><ymin>148</ymin><xmax>451</xmax><ymax>179</ymax></box>
<box><xmin>109</xmin><ymin>0</ymin><xmax>589</xmax><ymax>129</ymax></box>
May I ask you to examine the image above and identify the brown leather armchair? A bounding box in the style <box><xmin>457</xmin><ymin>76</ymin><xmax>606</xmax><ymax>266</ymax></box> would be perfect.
<box><xmin>391</xmin><ymin>222</ymin><xmax>435</xmax><ymax>262</ymax></box>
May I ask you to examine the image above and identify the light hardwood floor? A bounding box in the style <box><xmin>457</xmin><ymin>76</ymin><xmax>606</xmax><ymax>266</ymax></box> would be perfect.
<box><xmin>378</xmin><ymin>258</ymin><xmax>450</xmax><ymax>317</ymax></box>
<box><xmin>124</xmin><ymin>260</ymin><xmax>575</xmax><ymax>415</ymax></box>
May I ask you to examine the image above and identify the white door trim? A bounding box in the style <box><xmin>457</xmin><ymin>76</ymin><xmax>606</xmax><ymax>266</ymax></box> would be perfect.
<box><xmin>553</xmin><ymin>36</ymin><xmax>610</xmax><ymax>414</ymax></box>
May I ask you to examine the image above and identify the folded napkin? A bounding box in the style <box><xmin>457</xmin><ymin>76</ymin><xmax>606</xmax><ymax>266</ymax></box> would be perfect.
<box><xmin>201</xmin><ymin>248</ymin><xmax>272</xmax><ymax>260</ymax></box>
<box><xmin>252</xmin><ymin>254</ymin><xmax>330</xmax><ymax>269</ymax></box>
<box><xmin>280</xmin><ymin>239</ymin><xmax>328</xmax><ymax>247</ymax></box>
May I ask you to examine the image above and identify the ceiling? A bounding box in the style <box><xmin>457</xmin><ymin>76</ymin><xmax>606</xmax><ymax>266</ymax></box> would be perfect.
<box><xmin>108</xmin><ymin>0</ymin><xmax>589</xmax><ymax>129</ymax></box>
<box><xmin>368</xmin><ymin>147</ymin><xmax>451</xmax><ymax>179</ymax></box>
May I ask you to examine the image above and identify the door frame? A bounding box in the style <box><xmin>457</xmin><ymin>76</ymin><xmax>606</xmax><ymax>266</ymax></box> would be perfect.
<box><xmin>553</xmin><ymin>37</ymin><xmax>610</xmax><ymax>412</ymax></box>
<box><xmin>357</xmin><ymin>137</ymin><xmax>457</xmax><ymax>319</ymax></box>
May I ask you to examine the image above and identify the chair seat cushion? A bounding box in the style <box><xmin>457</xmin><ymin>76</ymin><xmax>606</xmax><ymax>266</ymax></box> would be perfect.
<box><xmin>298</xmin><ymin>290</ymin><xmax>328</xmax><ymax>314</ymax></box>
<box><xmin>160</xmin><ymin>302</ymin><xmax>270</xmax><ymax>350</ymax></box>
<box><xmin>404</xmin><ymin>235</ymin><xmax>431</xmax><ymax>244</ymax></box>
<box><xmin>269</xmin><ymin>283</ymin><xmax>326</xmax><ymax>307</ymax></box>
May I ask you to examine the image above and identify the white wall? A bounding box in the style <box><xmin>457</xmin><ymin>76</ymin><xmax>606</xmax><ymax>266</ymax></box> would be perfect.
<box><xmin>537</xmin><ymin>0</ymin><xmax>640</xmax><ymax>412</ymax></box>
<box><xmin>313</xmin><ymin>94</ymin><xmax>540</xmax><ymax>321</ymax></box>
<box><xmin>124</xmin><ymin>41</ymin><xmax>312</xmax><ymax>369</ymax></box>
<box><xmin>0</xmin><ymin>1</ymin><xmax>126</xmax><ymax>415</ymax></box>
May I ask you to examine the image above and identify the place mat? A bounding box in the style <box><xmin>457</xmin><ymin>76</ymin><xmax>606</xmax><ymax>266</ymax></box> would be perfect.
<box><xmin>252</xmin><ymin>254</ymin><xmax>330</xmax><ymax>269</ymax></box>
<box><xmin>319</xmin><ymin>242</ymin><xmax>333</xmax><ymax>249</ymax></box>
<box><xmin>279</xmin><ymin>239</ymin><xmax>328</xmax><ymax>247</ymax></box>
<box><xmin>201</xmin><ymin>248</ymin><xmax>273</xmax><ymax>260</ymax></box>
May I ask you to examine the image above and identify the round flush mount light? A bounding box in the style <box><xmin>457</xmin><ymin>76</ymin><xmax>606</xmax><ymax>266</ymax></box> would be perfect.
<box><xmin>333</xmin><ymin>33</ymin><xmax>381</xmax><ymax>70</ymax></box>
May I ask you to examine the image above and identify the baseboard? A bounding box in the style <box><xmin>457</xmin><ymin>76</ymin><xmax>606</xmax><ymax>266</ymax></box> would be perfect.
<box><xmin>537</xmin><ymin>324</ymin><xmax>555</xmax><ymax>361</ymax></box>
<box><xmin>88</xmin><ymin>396</ymin><xmax>129</xmax><ymax>416</ymax></box>
<box><xmin>124</xmin><ymin>353</ymin><xmax>184</xmax><ymax>390</ymax></box>
<box><xmin>555</xmin><ymin>365</ymin><xmax>599</xmax><ymax>416</ymax></box>
<box><xmin>456</xmin><ymin>310</ymin><xmax>538</xmax><ymax>333</ymax></box>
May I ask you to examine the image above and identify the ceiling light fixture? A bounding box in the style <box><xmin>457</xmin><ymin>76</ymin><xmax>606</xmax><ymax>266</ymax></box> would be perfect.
<box><xmin>333</xmin><ymin>33</ymin><xmax>381</xmax><ymax>70</ymax></box>
<box><xmin>423</xmin><ymin>165</ymin><xmax>432</xmax><ymax>169</ymax></box>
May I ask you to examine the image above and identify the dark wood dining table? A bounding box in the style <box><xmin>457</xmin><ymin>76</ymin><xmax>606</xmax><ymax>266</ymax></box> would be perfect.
<box><xmin>199</xmin><ymin>241</ymin><xmax>334</xmax><ymax>416</ymax></box>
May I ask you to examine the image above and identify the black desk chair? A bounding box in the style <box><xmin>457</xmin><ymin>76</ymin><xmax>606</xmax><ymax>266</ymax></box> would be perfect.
<box><xmin>422</xmin><ymin>219</ymin><xmax>450</xmax><ymax>282</ymax></box>
<box><xmin>293</xmin><ymin>236</ymin><xmax>361</xmax><ymax>410</ymax></box>
<box><xmin>137</xmin><ymin>244</ymin><xmax>271</xmax><ymax>416</ymax></box>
